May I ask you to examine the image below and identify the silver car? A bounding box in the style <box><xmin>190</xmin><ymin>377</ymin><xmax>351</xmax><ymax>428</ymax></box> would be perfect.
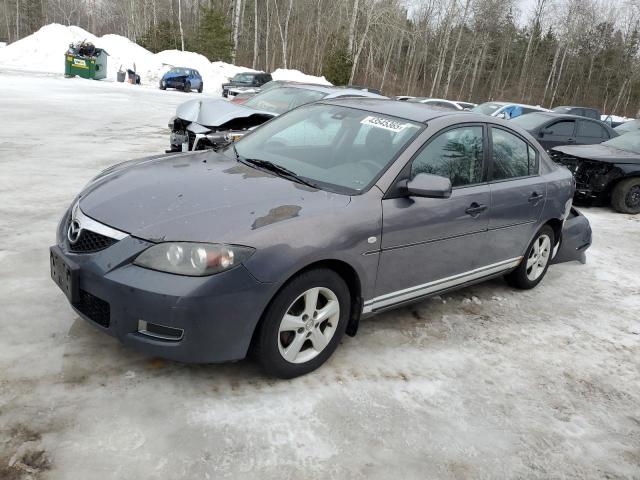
<box><xmin>168</xmin><ymin>84</ymin><xmax>386</xmax><ymax>152</ymax></box>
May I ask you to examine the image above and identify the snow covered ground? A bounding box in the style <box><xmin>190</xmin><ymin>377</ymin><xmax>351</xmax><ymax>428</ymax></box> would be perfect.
<box><xmin>0</xmin><ymin>71</ymin><xmax>639</xmax><ymax>479</ymax></box>
<box><xmin>0</xmin><ymin>24</ymin><xmax>330</xmax><ymax>95</ymax></box>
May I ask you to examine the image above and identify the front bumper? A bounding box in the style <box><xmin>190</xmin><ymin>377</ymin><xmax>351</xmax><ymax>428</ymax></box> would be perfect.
<box><xmin>51</xmin><ymin>233</ymin><xmax>274</xmax><ymax>363</ymax></box>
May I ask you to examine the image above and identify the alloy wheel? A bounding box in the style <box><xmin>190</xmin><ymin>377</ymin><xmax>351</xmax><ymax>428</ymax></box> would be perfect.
<box><xmin>526</xmin><ymin>234</ymin><xmax>552</xmax><ymax>281</ymax></box>
<box><xmin>277</xmin><ymin>287</ymin><xmax>340</xmax><ymax>364</ymax></box>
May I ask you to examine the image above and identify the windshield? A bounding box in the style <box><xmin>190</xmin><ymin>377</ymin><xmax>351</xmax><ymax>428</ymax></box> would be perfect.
<box><xmin>233</xmin><ymin>104</ymin><xmax>422</xmax><ymax>193</ymax></box>
<box><xmin>511</xmin><ymin>113</ymin><xmax>551</xmax><ymax>129</ymax></box>
<box><xmin>615</xmin><ymin>119</ymin><xmax>640</xmax><ymax>133</ymax></box>
<box><xmin>233</xmin><ymin>73</ymin><xmax>255</xmax><ymax>83</ymax></box>
<box><xmin>471</xmin><ymin>103</ymin><xmax>503</xmax><ymax>115</ymax></box>
<box><xmin>602</xmin><ymin>131</ymin><xmax>640</xmax><ymax>154</ymax></box>
<box><xmin>168</xmin><ymin>68</ymin><xmax>189</xmax><ymax>75</ymax></box>
<box><xmin>244</xmin><ymin>87</ymin><xmax>327</xmax><ymax>114</ymax></box>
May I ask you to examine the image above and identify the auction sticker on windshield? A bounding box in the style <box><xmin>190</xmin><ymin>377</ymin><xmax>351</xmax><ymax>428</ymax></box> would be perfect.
<box><xmin>361</xmin><ymin>116</ymin><xmax>409</xmax><ymax>133</ymax></box>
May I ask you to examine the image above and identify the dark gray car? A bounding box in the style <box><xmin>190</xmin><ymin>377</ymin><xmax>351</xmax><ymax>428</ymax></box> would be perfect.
<box><xmin>511</xmin><ymin>112</ymin><xmax>618</xmax><ymax>151</ymax></box>
<box><xmin>50</xmin><ymin>99</ymin><xmax>591</xmax><ymax>378</ymax></box>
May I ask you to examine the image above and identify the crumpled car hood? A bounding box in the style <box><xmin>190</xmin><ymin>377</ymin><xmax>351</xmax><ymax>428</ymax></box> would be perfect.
<box><xmin>553</xmin><ymin>144</ymin><xmax>640</xmax><ymax>164</ymax></box>
<box><xmin>78</xmin><ymin>151</ymin><xmax>350</xmax><ymax>244</ymax></box>
<box><xmin>175</xmin><ymin>99</ymin><xmax>275</xmax><ymax>128</ymax></box>
<box><xmin>163</xmin><ymin>72</ymin><xmax>187</xmax><ymax>81</ymax></box>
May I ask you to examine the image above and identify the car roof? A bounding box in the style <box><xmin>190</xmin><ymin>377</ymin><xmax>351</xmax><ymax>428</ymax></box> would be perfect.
<box><xmin>553</xmin><ymin>105</ymin><xmax>598</xmax><ymax>110</ymax></box>
<box><xmin>521</xmin><ymin>112</ymin><xmax>607</xmax><ymax>122</ymax></box>
<box><xmin>318</xmin><ymin>98</ymin><xmax>475</xmax><ymax>123</ymax></box>
<box><xmin>282</xmin><ymin>84</ymin><xmax>386</xmax><ymax>99</ymax></box>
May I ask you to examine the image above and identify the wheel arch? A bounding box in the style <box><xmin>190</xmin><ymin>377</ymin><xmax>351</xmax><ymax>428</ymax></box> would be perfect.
<box><xmin>250</xmin><ymin>259</ymin><xmax>364</xmax><ymax>351</ymax></box>
<box><xmin>545</xmin><ymin>217</ymin><xmax>563</xmax><ymax>246</ymax></box>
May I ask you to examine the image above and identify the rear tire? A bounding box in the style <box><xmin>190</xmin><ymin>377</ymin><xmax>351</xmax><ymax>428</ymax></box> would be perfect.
<box><xmin>504</xmin><ymin>225</ymin><xmax>555</xmax><ymax>290</ymax></box>
<box><xmin>611</xmin><ymin>177</ymin><xmax>640</xmax><ymax>214</ymax></box>
<box><xmin>253</xmin><ymin>269</ymin><xmax>350</xmax><ymax>379</ymax></box>
<box><xmin>197</xmin><ymin>83</ymin><xmax>203</xmax><ymax>93</ymax></box>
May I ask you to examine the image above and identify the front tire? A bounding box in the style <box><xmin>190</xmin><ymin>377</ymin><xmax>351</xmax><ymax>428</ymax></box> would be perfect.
<box><xmin>253</xmin><ymin>269</ymin><xmax>350</xmax><ymax>379</ymax></box>
<box><xmin>504</xmin><ymin>225</ymin><xmax>555</xmax><ymax>289</ymax></box>
<box><xmin>611</xmin><ymin>177</ymin><xmax>640</xmax><ymax>214</ymax></box>
<box><xmin>184</xmin><ymin>81</ymin><xmax>191</xmax><ymax>93</ymax></box>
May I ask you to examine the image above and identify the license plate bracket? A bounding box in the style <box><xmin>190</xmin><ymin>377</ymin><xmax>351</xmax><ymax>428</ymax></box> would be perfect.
<box><xmin>50</xmin><ymin>246</ymin><xmax>79</xmax><ymax>303</ymax></box>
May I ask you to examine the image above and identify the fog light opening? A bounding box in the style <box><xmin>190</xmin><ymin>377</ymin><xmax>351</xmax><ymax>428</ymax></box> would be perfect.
<box><xmin>137</xmin><ymin>319</ymin><xmax>184</xmax><ymax>342</ymax></box>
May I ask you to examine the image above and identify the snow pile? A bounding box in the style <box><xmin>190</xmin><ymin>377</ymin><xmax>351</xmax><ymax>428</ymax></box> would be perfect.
<box><xmin>603</xmin><ymin>114</ymin><xmax>633</xmax><ymax>124</ymax></box>
<box><xmin>0</xmin><ymin>24</ymin><xmax>331</xmax><ymax>94</ymax></box>
<box><xmin>0</xmin><ymin>42</ymin><xmax>6</xmax><ymax>48</ymax></box>
<box><xmin>272</xmin><ymin>68</ymin><xmax>331</xmax><ymax>85</ymax></box>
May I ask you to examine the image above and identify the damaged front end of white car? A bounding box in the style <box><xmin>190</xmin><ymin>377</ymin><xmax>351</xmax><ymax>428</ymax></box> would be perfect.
<box><xmin>167</xmin><ymin>98</ymin><xmax>275</xmax><ymax>152</ymax></box>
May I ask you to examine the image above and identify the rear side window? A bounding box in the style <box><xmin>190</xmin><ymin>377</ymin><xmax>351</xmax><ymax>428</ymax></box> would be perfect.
<box><xmin>578</xmin><ymin>121</ymin><xmax>607</xmax><ymax>138</ymax></box>
<box><xmin>491</xmin><ymin>128</ymin><xmax>537</xmax><ymax>180</ymax></box>
<box><xmin>411</xmin><ymin>126</ymin><xmax>484</xmax><ymax>187</ymax></box>
<box><xmin>548</xmin><ymin>120</ymin><xmax>575</xmax><ymax>136</ymax></box>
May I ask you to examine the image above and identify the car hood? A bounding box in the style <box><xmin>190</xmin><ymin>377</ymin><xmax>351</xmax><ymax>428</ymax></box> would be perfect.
<box><xmin>78</xmin><ymin>151</ymin><xmax>350</xmax><ymax>244</ymax></box>
<box><xmin>163</xmin><ymin>72</ymin><xmax>188</xmax><ymax>81</ymax></box>
<box><xmin>552</xmin><ymin>144</ymin><xmax>640</xmax><ymax>164</ymax></box>
<box><xmin>175</xmin><ymin>99</ymin><xmax>275</xmax><ymax>128</ymax></box>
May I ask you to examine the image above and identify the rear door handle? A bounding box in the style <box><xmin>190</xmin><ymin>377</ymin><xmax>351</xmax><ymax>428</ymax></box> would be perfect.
<box><xmin>528</xmin><ymin>192</ymin><xmax>544</xmax><ymax>204</ymax></box>
<box><xmin>566</xmin><ymin>138</ymin><xmax>576</xmax><ymax>144</ymax></box>
<box><xmin>465</xmin><ymin>202</ymin><xmax>488</xmax><ymax>216</ymax></box>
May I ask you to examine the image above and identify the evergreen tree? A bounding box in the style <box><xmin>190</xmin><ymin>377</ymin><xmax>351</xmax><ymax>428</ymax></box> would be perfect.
<box><xmin>139</xmin><ymin>21</ymin><xmax>179</xmax><ymax>53</ymax></box>
<box><xmin>195</xmin><ymin>7</ymin><xmax>233</xmax><ymax>62</ymax></box>
<box><xmin>322</xmin><ymin>39</ymin><xmax>352</xmax><ymax>86</ymax></box>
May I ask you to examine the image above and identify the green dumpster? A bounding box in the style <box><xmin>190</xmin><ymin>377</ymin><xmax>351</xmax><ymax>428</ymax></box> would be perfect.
<box><xmin>64</xmin><ymin>43</ymin><xmax>109</xmax><ymax>80</ymax></box>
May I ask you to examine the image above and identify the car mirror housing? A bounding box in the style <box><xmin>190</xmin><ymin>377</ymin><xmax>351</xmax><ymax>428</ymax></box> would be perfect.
<box><xmin>541</xmin><ymin>128</ymin><xmax>553</xmax><ymax>137</ymax></box>
<box><xmin>405</xmin><ymin>173</ymin><xmax>452</xmax><ymax>199</ymax></box>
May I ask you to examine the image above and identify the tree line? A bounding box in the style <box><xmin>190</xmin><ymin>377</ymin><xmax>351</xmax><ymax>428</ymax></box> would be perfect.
<box><xmin>1</xmin><ymin>0</ymin><xmax>639</xmax><ymax>117</ymax></box>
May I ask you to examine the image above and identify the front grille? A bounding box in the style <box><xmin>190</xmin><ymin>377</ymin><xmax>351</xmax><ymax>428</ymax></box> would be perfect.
<box><xmin>68</xmin><ymin>229</ymin><xmax>118</xmax><ymax>253</ymax></box>
<box><xmin>549</xmin><ymin>151</ymin><xmax>611</xmax><ymax>190</ymax></box>
<box><xmin>75</xmin><ymin>289</ymin><xmax>110</xmax><ymax>327</ymax></box>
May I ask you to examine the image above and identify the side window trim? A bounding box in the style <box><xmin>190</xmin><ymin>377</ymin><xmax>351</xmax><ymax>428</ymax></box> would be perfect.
<box><xmin>487</xmin><ymin>125</ymin><xmax>540</xmax><ymax>183</ymax></box>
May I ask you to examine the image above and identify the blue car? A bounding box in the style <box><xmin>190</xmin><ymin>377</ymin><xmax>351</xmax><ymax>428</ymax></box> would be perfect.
<box><xmin>160</xmin><ymin>67</ymin><xmax>203</xmax><ymax>93</ymax></box>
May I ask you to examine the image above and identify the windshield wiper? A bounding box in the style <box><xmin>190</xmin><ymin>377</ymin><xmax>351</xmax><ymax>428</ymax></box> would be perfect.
<box><xmin>233</xmin><ymin>148</ymin><xmax>318</xmax><ymax>189</ymax></box>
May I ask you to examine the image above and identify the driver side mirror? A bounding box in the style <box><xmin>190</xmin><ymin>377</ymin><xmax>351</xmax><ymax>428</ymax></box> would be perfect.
<box><xmin>405</xmin><ymin>173</ymin><xmax>452</xmax><ymax>199</ymax></box>
<box><xmin>540</xmin><ymin>128</ymin><xmax>553</xmax><ymax>137</ymax></box>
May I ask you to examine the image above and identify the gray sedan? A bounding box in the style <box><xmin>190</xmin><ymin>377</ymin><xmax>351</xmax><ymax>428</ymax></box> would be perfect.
<box><xmin>50</xmin><ymin>99</ymin><xmax>591</xmax><ymax>378</ymax></box>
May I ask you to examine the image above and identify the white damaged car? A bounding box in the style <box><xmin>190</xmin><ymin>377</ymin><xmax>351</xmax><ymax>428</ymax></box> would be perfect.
<box><xmin>168</xmin><ymin>84</ymin><xmax>386</xmax><ymax>152</ymax></box>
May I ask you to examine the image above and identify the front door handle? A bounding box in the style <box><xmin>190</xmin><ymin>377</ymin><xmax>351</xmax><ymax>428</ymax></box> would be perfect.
<box><xmin>566</xmin><ymin>138</ymin><xmax>576</xmax><ymax>144</ymax></box>
<box><xmin>465</xmin><ymin>202</ymin><xmax>488</xmax><ymax>216</ymax></box>
<box><xmin>528</xmin><ymin>192</ymin><xmax>544</xmax><ymax>204</ymax></box>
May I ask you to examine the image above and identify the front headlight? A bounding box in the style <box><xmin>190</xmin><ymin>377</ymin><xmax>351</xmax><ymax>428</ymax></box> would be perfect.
<box><xmin>133</xmin><ymin>242</ymin><xmax>255</xmax><ymax>276</ymax></box>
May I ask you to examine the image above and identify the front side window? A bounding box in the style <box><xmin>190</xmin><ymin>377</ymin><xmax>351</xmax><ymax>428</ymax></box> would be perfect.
<box><xmin>234</xmin><ymin>104</ymin><xmax>422</xmax><ymax>193</ymax></box>
<box><xmin>244</xmin><ymin>87</ymin><xmax>327</xmax><ymax>114</ymax></box>
<box><xmin>548</xmin><ymin>120</ymin><xmax>576</xmax><ymax>136</ymax></box>
<box><xmin>411</xmin><ymin>126</ymin><xmax>484</xmax><ymax>187</ymax></box>
<box><xmin>491</xmin><ymin>128</ymin><xmax>537</xmax><ymax>180</ymax></box>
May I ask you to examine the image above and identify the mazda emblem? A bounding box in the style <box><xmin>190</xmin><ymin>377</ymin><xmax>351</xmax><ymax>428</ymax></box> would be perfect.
<box><xmin>67</xmin><ymin>219</ymin><xmax>81</xmax><ymax>244</ymax></box>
